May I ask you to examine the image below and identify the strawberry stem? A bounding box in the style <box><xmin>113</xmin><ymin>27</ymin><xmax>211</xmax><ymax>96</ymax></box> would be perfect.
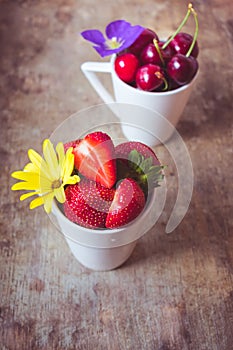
<box><xmin>153</xmin><ymin>39</ymin><xmax>165</xmax><ymax>66</ymax></box>
<box><xmin>186</xmin><ymin>6</ymin><xmax>199</xmax><ymax>57</ymax></box>
<box><xmin>162</xmin><ymin>3</ymin><xmax>193</xmax><ymax>49</ymax></box>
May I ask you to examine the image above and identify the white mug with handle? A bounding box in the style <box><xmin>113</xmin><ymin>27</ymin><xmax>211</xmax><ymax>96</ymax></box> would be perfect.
<box><xmin>81</xmin><ymin>54</ymin><xmax>198</xmax><ymax>147</ymax></box>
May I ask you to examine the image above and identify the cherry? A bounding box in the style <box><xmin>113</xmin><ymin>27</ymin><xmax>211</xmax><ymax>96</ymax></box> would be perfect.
<box><xmin>140</xmin><ymin>41</ymin><xmax>175</xmax><ymax>66</ymax></box>
<box><xmin>169</xmin><ymin>32</ymin><xmax>199</xmax><ymax>58</ymax></box>
<box><xmin>114</xmin><ymin>53</ymin><xmax>139</xmax><ymax>83</ymax></box>
<box><xmin>159</xmin><ymin>5</ymin><xmax>199</xmax><ymax>88</ymax></box>
<box><xmin>159</xmin><ymin>41</ymin><xmax>176</xmax><ymax>63</ymax></box>
<box><xmin>140</xmin><ymin>43</ymin><xmax>161</xmax><ymax>66</ymax></box>
<box><xmin>167</xmin><ymin>75</ymin><xmax>180</xmax><ymax>91</ymax></box>
<box><xmin>136</xmin><ymin>64</ymin><xmax>165</xmax><ymax>91</ymax></box>
<box><xmin>167</xmin><ymin>53</ymin><xmax>198</xmax><ymax>86</ymax></box>
<box><xmin>113</xmin><ymin>3</ymin><xmax>199</xmax><ymax>92</ymax></box>
<box><xmin>127</xmin><ymin>28</ymin><xmax>159</xmax><ymax>56</ymax></box>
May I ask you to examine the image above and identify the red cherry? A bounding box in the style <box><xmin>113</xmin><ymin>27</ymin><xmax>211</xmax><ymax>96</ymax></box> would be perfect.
<box><xmin>169</xmin><ymin>32</ymin><xmax>199</xmax><ymax>58</ymax></box>
<box><xmin>140</xmin><ymin>43</ymin><xmax>161</xmax><ymax>66</ymax></box>
<box><xmin>114</xmin><ymin>53</ymin><xmax>139</xmax><ymax>83</ymax></box>
<box><xmin>167</xmin><ymin>75</ymin><xmax>180</xmax><ymax>91</ymax></box>
<box><xmin>140</xmin><ymin>41</ymin><xmax>175</xmax><ymax>66</ymax></box>
<box><xmin>136</xmin><ymin>64</ymin><xmax>165</xmax><ymax>91</ymax></box>
<box><xmin>167</xmin><ymin>53</ymin><xmax>198</xmax><ymax>86</ymax></box>
<box><xmin>159</xmin><ymin>41</ymin><xmax>176</xmax><ymax>63</ymax></box>
<box><xmin>127</xmin><ymin>28</ymin><xmax>159</xmax><ymax>56</ymax></box>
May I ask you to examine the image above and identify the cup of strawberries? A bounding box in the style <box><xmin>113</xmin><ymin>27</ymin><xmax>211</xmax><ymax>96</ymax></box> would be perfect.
<box><xmin>80</xmin><ymin>3</ymin><xmax>199</xmax><ymax>146</ymax></box>
<box><xmin>11</xmin><ymin>107</ymin><xmax>165</xmax><ymax>271</ymax></box>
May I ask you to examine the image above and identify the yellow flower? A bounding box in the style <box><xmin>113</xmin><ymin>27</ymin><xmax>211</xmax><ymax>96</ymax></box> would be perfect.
<box><xmin>11</xmin><ymin>139</ymin><xmax>80</xmax><ymax>213</ymax></box>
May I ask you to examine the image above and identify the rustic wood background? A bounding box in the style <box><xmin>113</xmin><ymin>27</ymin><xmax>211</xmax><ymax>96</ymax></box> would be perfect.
<box><xmin>1</xmin><ymin>0</ymin><xmax>233</xmax><ymax>349</ymax></box>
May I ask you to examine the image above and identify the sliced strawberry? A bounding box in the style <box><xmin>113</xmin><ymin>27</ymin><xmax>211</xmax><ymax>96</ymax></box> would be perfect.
<box><xmin>64</xmin><ymin>139</ymin><xmax>81</xmax><ymax>153</ymax></box>
<box><xmin>73</xmin><ymin>131</ymin><xmax>117</xmax><ymax>189</ymax></box>
<box><xmin>105</xmin><ymin>178</ymin><xmax>145</xmax><ymax>229</ymax></box>
<box><xmin>64</xmin><ymin>178</ymin><xmax>115</xmax><ymax>229</ymax></box>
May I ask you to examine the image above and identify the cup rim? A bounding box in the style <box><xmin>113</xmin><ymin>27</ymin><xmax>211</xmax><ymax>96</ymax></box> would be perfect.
<box><xmin>110</xmin><ymin>54</ymin><xmax>199</xmax><ymax>96</ymax></box>
<box><xmin>50</xmin><ymin>187</ymin><xmax>157</xmax><ymax>248</ymax></box>
<box><xmin>51</xmin><ymin>187</ymin><xmax>156</xmax><ymax>234</ymax></box>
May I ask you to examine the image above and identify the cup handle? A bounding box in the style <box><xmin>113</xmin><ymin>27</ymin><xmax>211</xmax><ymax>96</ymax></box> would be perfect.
<box><xmin>81</xmin><ymin>61</ymin><xmax>114</xmax><ymax>104</ymax></box>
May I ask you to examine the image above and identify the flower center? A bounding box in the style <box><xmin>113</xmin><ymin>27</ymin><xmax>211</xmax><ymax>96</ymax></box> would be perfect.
<box><xmin>52</xmin><ymin>179</ymin><xmax>62</xmax><ymax>189</ymax></box>
<box><xmin>107</xmin><ymin>36</ymin><xmax>124</xmax><ymax>49</ymax></box>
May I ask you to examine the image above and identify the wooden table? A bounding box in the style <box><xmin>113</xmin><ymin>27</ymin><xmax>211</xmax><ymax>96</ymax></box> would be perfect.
<box><xmin>1</xmin><ymin>1</ymin><xmax>232</xmax><ymax>349</ymax></box>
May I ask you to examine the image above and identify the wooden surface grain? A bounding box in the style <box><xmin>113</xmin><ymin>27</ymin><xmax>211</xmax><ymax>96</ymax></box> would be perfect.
<box><xmin>1</xmin><ymin>0</ymin><xmax>233</xmax><ymax>349</ymax></box>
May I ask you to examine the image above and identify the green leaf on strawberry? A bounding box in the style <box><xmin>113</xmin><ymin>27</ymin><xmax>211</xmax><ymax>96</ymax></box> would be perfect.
<box><xmin>115</xmin><ymin>141</ymin><xmax>165</xmax><ymax>196</ymax></box>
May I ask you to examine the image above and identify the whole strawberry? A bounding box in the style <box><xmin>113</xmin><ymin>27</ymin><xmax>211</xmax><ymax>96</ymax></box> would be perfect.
<box><xmin>115</xmin><ymin>141</ymin><xmax>164</xmax><ymax>196</ymax></box>
<box><xmin>64</xmin><ymin>178</ymin><xmax>115</xmax><ymax>229</ymax></box>
<box><xmin>106</xmin><ymin>178</ymin><xmax>145</xmax><ymax>229</ymax></box>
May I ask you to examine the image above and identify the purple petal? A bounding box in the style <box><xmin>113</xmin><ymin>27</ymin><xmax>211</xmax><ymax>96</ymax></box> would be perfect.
<box><xmin>106</xmin><ymin>20</ymin><xmax>144</xmax><ymax>48</ymax></box>
<box><xmin>106</xmin><ymin>20</ymin><xmax>130</xmax><ymax>39</ymax></box>
<box><xmin>81</xmin><ymin>20</ymin><xmax>145</xmax><ymax>57</ymax></box>
<box><xmin>93</xmin><ymin>44</ymin><xmax>122</xmax><ymax>57</ymax></box>
<box><xmin>81</xmin><ymin>29</ymin><xmax>105</xmax><ymax>45</ymax></box>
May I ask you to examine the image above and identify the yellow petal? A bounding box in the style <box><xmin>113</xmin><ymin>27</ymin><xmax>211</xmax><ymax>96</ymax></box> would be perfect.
<box><xmin>56</xmin><ymin>142</ymin><xmax>65</xmax><ymax>168</ymax></box>
<box><xmin>30</xmin><ymin>196</ymin><xmax>44</xmax><ymax>210</ymax></box>
<box><xmin>64</xmin><ymin>175</ymin><xmax>80</xmax><ymax>185</ymax></box>
<box><xmin>20</xmin><ymin>191</ymin><xmax>39</xmax><ymax>201</ymax></box>
<box><xmin>28</xmin><ymin>148</ymin><xmax>51</xmax><ymax>179</ymax></box>
<box><xmin>24</xmin><ymin>162</ymin><xmax>38</xmax><ymax>172</ymax></box>
<box><xmin>11</xmin><ymin>171</ymin><xmax>25</xmax><ymax>180</ymax></box>
<box><xmin>11</xmin><ymin>181</ymin><xmax>40</xmax><ymax>191</ymax></box>
<box><xmin>43</xmin><ymin>139</ymin><xmax>59</xmax><ymax>179</ymax></box>
<box><xmin>39</xmin><ymin>175</ymin><xmax>53</xmax><ymax>193</ymax></box>
<box><xmin>61</xmin><ymin>147</ymin><xmax>74</xmax><ymax>178</ymax></box>
<box><xmin>63</xmin><ymin>149</ymin><xmax>75</xmax><ymax>180</ymax></box>
<box><xmin>43</xmin><ymin>192</ymin><xmax>55</xmax><ymax>213</ymax></box>
<box><xmin>12</xmin><ymin>170</ymin><xmax>54</xmax><ymax>194</ymax></box>
<box><xmin>28</xmin><ymin>148</ymin><xmax>43</xmax><ymax>168</ymax></box>
<box><xmin>54</xmin><ymin>187</ymin><xmax>66</xmax><ymax>203</ymax></box>
<box><xmin>11</xmin><ymin>171</ymin><xmax>40</xmax><ymax>183</ymax></box>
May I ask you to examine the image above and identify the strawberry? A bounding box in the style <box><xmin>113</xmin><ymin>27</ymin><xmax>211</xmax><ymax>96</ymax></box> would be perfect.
<box><xmin>72</xmin><ymin>131</ymin><xmax>117</xmax><ymax>189</ymax></box>
<box><xmin>105</xmin><ymin>178</ymin><xmax>145</xmax><ymax>229</ymax></box>
<box><xmin>115</xmin><ymin>141</ymin><xmax>165</xmax><ymax>196</ymax></box>
<box><xmin>64</xmin><ymin>139</ymin><xmax>81</xmax><ymax>153</ymax></box>
<box><xmin>115</xmin><ymin>141</ymin><xmax>160</xmax><ymax>165</ymax></box>
<box><xmin>64</xmin><ymin>178</ymin><xmax>115</xmax><ymax>229</ymax></box>
<box><xmin>63</xmin><ymin>139</ymin><xmax>82</xmax><ymax>177</ymax></box>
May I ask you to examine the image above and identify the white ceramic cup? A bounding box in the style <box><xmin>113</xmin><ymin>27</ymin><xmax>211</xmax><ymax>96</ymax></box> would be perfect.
<box><xmin>48</xmin><ymin>107</ymin><xmax>168</xmax><ymax>271</ymax></box>
<box><xmin>50</xmin><ymin>189</ymin><xmax>157</xmax><ymax>271</ymax></box>
<box><xmin>49</xmin><ymin>104</ymin><xmax>166</xmax><ymax>271</ymax></box>
<box><xmin>48</xmin><ymin>104</ymin><xmax>194</xmax><ymax>270</ymax></box>
<box><xmin>81</xmin><ymin>54</ymin><xmax>198</xmax><ymax>146</ymax></box>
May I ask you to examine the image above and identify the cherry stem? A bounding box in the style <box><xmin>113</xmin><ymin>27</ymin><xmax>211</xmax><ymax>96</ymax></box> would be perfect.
<box><xmin>162</xmin><ymin>3</ymin><xmax>193</xmax><ymax>49</ymax></box>
<box><xmin>186</xmin><ymin>6</ymin><xmax>199</xmax><ymax>57</ymax></box>
<box><xmin>162</xmin><ymin>77</ymin><xmax>168</xmax><ymax>91</ymax></box>
<box><xmin>155</xmin><ymin>72</ymin><xmax>168</xmax><ymax>91</ymax></box>
<box><xmin>153</xmin><ymin>39</ymin><xmax>165</xmax><ymax>66</ymax></box>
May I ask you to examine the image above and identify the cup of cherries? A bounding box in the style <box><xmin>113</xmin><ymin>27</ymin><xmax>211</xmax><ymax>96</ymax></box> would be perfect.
<box><xmin>114</xmin><ymin>4</ymin><xmax>199</xmax><ymax>91</ymax></box>
<box><xmin>80</xmin><ymin>3</ymin><xmax>199</xmax><ymax>145</ymax></box>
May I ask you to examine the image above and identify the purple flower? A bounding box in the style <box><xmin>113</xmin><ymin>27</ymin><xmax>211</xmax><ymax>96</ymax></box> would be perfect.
<box><xmin>81</xmin><ymin>20</ymin><xmax>144</xmax><ymax>57</ymax></box>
